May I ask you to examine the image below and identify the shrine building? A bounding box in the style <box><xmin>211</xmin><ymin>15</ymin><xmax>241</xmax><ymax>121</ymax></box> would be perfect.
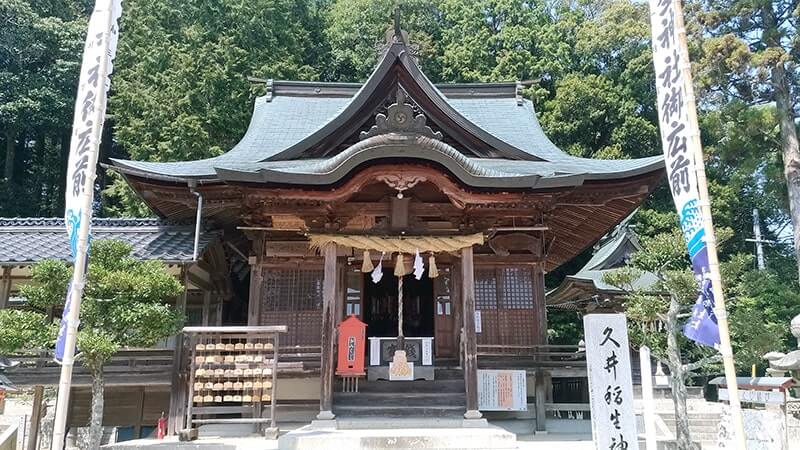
<box><xmin>0</xmin><ymin>26</ymin><xmax>664</xmax><ymax>437</ymax></box>
<box><xmin>105</xmin><ymin>26</ymin><xmax>664</xmax><ymax>431</ymax></box>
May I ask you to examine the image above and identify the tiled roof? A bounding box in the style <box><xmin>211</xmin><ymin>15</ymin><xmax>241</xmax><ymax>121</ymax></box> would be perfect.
<box><xmin>110</xmin><ymin>96</ymin><xmax>663</xmax><ymax>184</ymax></box>
<box><xmin>0</xmin><ymin>218</ymin><xmax>217</xmax><ymax>264</ymax></box>
<box><xmin>108</xmin><ymin>40</ymin><xmax>663</xmax><ymax>185</ymax></box>
<box><xmin>546</xmin><ymin>224</ymin><xmax>658</xmax><ymax>308</ymax></box>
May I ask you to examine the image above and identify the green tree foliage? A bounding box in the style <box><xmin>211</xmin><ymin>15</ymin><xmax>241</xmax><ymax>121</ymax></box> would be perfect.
<box><xmin>610</xmin><ymin>229</ymin><xmax>797</xmax><ymax>372</ymax></box>
<box><xmin>691</xmin><ymin>0</ymin><xmax>800</xmax><ymax>280</ymax></box>
<box><xmin>0</xmin><ymin>0</ymin><xmax>88</xmax><ymax>216</ymax></box>
<box><xmin>15</xmin><ymin>239</ymin><xmax>183</xmax><ymax>448</ymax></box>
<box><xmin>102</xmin><ymin>0</ymin><xmax>327</xmax><ymax>213</ymax></box>
<box><xmin>0</xmin><ymin>309</ymin><xmax>56</xmax><ymax>354</ymax></box>
<box><xmin>323</xmin><ymin>0</ymin><xmax>442</xmax><ymax>81</ymax></box>
<box><xmin>604</xmin><ymin>228</ymin><xmax>799</xmax><ymax>447</ymax></box>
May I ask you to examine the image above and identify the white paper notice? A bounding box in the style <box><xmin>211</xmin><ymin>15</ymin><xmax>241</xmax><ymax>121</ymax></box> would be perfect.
<box><xmin>474</xmin><ymin>310</ymin><xmax>482</xmax><ymax>333</ymax></box>
<box><xmin>477</xmin><ymin>370</ymin><xmax>527</xmax><ymax>411</ymax></box>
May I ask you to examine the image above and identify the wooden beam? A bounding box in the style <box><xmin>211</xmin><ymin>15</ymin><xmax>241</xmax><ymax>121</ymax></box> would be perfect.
<box><xmin>460</xmin><ymin>246</ymin><xmax>482</xmax><ymax>420</ymax></box>
<box><xmin>317</xmin><ymin>244</ymin><xmax>338</xmax><ymax>420</ymax></box>
<box><xmin>186</xmin><ymin>272</ymin><xmax>213</xmax><ymax>292</ymax></box>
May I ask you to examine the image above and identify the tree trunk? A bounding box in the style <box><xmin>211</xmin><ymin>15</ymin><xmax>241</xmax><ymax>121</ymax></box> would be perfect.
<box><xmin>763</xmin><ymin>4</ymin><xmax>800</xmax><ymax>281</ymax></box>
<box><xmin>666</xmin><ymin>294</ymin><xmax>695</xmax><ymax>449</ymax></box>
<box><xmin>87</xmin><ymin>367</ymin><xmax>105</xmax><ymax>450</ymax></box>
<box><xmin>772</xmin><ymin>63</ymin><xmax>800</xmax><ymax>281</ymax></box>
<box><xmin>4</xmin><ymin>129</ymin><xmax>16</xmax><ymax>181</ymax></box>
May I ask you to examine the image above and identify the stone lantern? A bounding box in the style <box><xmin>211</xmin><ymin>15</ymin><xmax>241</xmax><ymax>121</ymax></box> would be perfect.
<box><xmin>764</xmin><ymin>313</ymin><xmax>800</xmax><ymax>378</ymax></box>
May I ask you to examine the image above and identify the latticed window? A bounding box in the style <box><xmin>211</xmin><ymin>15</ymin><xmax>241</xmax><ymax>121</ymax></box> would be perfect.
<box><xmin>475</xmin><ymin>269</ymin><xmax>498</xmax><ymax>309</ymax></box>
<box><xmin>474</xmin><ymin>266</ymin><xmax>537</xmax><ymax>348</ymax></box>
<box><xmin>263</xmin><ymin>269</ymin><xmax>323</xmax><ymax>312</ymax></box>
<box><xmin>500</xmin><ymin>267</ymin><xmax>534</xmax><ymax>309</ymax></box>
<box><xmin>260</xmin><ymin>267</ymin><xmax>324</xmax><ymax>346</ymax></box>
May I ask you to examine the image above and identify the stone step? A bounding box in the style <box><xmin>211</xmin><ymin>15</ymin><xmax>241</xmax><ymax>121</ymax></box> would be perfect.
<box><xmin>278</xmin><ymin>424</ymin><xmax>518</xmax><ymax>449</ymax></box>
<box><xmin>662</xmin><ymin>419</ymin><xmax>719</xmax><ymax>427</ymax></box>
<box><xmin>334</xmin><ymin>392</ymin><xmax>466</xmax><ymax>407</ymax></box>
<box><xmin>333</xmin><ymin>404</ymin><xmax>466</xmax><ymax>418</ymax></box>
<box><xmin>434</xmin><ymin>367</ymin><xmax>465</xmax><ymax>380</ymax></box>
<box><xmin>336</xmin><ymin>417</ymin><xmax>467</xmax><ymax>429</ymax></box>
<box><xmin>353</xmin><ymin>379</ymin><xmax>465</xmax><ymax>394</ymax></box>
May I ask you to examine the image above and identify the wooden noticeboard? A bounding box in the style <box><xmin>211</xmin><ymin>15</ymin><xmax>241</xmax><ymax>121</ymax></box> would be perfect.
<box><xmin>477</xmin><ymin>369</ymin><xmax>527</xmax><ymax>411</ymax></box>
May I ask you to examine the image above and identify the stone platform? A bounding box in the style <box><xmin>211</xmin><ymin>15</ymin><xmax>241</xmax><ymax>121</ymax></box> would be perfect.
<box><xmin>278</xmin><ymin>422</ymin><xmax>517</xmax><ymax>450</ymax></box>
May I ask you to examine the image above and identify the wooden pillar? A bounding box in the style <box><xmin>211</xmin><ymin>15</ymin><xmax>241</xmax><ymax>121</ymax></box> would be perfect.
<box><xmin>27</xmin><ymin>385</ymin><xmax>44</xmax><ymax>450</ymax></box>
<box><xmin>167</xmin><ymin>267</ymin><xmax>189</xmax><ymax>434</ymax></box>
<box><xmin>532</xmin><ymin>263</ymin><xmax>549</xmax><ymax>432</ymax></box>
<box><xmin>0</xmin><ymin>266</ymin><xmax>11</xmax><ymax>309</ymax></box>
<box><xmin>335</xmin><ymin>263</ymin><xmax>346</xmax><ymax>325</ymax></box>
<box><xmin>247</xmin><ymin>235</ymin><xmax>265</xmax><ymax>326</ymax></box>
<box><xmin>460</xmin><ymin>247</ymin><xmax>482</xmax><ymax>420</ymax></box>
<box><xmin>201</xmin><ymin>291</ymin><xmax>211</xmax><ymax>326</ymax></box>
<box><xmin>532</xmin><ymin>264</ymin><xmax>548</xmax><ymax>346</ymax></box>
<box><xmin>133</xmin><ymin>387</ymin><xmax>145</xmax><ymax>438</ymax></box>
<box><xmin>317</xmin><ymin>244</ymin><xmax>338</xmax><ymax>420</ymax></box>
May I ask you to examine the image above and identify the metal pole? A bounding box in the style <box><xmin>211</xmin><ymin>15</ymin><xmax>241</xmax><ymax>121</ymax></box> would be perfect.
<box><xmin>51</xmin><ymin>1</ymin><xmax>117</xmax><ymax>448</ymax></box>
<box><xmin>190</xmin><ymin>183</ymin><xmax>203</xmax><ymax>261</ymax></box>
<box><xmin>672</xmin><ymin>1</ymin><xmax>747</xmax><ymax>446</ymax></box>
<box><xmin>753</xmin><ymin>208</ymin><xmax>766</xmax><ymax>270</ymax></box>
<box><xmin>640</xmin><ymin>346</ymin><xmax>657</xmax><ymax>450</ymax></box>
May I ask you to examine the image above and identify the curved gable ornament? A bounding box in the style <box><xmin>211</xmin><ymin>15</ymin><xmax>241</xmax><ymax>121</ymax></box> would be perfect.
<box><xmin>360</xmin><ymin>88</ymin><xmax>443</xmax><ymax>141</ymax></box>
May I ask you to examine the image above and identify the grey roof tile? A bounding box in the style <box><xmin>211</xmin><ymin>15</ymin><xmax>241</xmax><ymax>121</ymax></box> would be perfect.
<box><xmin>110</xmin><ymin>92</ymin><xmax>663</xmax><ymax>183</ymax></box>
<box><xmin>0</xmin><ymin>218</ymin><xmax>217</xmax><ymax>264</ymax></box>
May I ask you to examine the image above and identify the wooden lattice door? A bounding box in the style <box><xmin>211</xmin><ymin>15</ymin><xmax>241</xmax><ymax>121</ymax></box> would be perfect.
<box><xmin>433</xmin><ymin>266</ymin><xmax>456</xmax><ymax>357</ymax></box>
<box><xmin>474</xmin><ymin>266</ymin><xmax>537</xmax><ymax>351</ymax></box>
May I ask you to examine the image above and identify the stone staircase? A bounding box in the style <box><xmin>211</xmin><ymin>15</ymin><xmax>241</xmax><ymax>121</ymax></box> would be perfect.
<box><xmin>660</xmin><ymin>411</ymin><xmax>721</xmax><ymax>449</ymax></box>
<box><xmin>333</xmin><ymin>366</ymin><xmax>466</xmax><ymax>418</ymax></box>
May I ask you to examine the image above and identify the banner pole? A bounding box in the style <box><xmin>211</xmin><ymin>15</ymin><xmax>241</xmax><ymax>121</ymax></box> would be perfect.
<box><xmin>51</xmin><ymin>1</ymin><xmax>118</xmax><ymax>448</ymax></box>
<box><xmin>671</xmin><ymin>1</ymin><xmax>747</xmax><ymax>447</ymax></box>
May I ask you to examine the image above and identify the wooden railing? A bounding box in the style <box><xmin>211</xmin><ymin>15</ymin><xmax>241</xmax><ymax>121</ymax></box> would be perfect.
<box><xmin>477</xmin><ymin>344</ymin><xmax>587</xmax><ymax>373</ymax></box>
<box><xmin>4</xmin><ymin>348</ymin><xmax>175</xmax><ymax>386</ymax></box>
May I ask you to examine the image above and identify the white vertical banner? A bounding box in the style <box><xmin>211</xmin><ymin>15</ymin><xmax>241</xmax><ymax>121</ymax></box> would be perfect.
<box><xmin>52</xmin><ymin>1</ymin><xmax>123</xmax><ymax>448</ymax></box>
<box><xmin>64</xmin><ymin>0</ymin><xmax>122</xmax><ymax>254</ymax></box>
<box><xmin>584</xmin><ymin>314</ymin><xmax>639</xmax><ymax>450</ymax></box>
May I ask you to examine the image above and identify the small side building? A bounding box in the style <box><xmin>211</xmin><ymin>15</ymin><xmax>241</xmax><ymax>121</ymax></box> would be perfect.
<box><xmin>547</xmin><ymin>224</ymin><xmax>659</xmax><ymax>313</ymax></box>
<box><xmin>0</xmin><ymin>217</ymin><xmax>226</xmax><ymax>440</ymax></box>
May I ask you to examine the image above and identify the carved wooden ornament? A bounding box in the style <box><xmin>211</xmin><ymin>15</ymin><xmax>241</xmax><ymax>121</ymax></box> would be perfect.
<box><xmin>360</xmin><ymin>88</ymin><xmax>443</xmax><ymax>141</ymax></box>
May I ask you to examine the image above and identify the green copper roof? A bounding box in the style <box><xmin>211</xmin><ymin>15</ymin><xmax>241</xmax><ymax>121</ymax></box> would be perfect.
<box><xmin>546</xmin><ymin>225</ymin><xmax>659</xmax><ymax>309</ymax></box>
<box><xmin>109</xmin><ymin>42</ymin><xmax>664</xmax><ymax>187</ymax></box>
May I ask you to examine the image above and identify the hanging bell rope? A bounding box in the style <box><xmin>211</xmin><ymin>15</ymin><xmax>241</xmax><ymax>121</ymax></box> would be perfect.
<box><xmin>361</xmin><ymin>250</ymin><xmax>374</xmax><ymax>273</ymax></box>
<box><xmin>428</xmin><ymin>253</ymin><xmax>439</xmax><ymax>279</ymax></box>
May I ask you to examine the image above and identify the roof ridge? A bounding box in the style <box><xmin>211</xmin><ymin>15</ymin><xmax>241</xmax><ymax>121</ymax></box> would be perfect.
<box><xmin>0</xmin><ymin>217</ymin><xmax>184</xmax><ymax>228</ymax></box>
